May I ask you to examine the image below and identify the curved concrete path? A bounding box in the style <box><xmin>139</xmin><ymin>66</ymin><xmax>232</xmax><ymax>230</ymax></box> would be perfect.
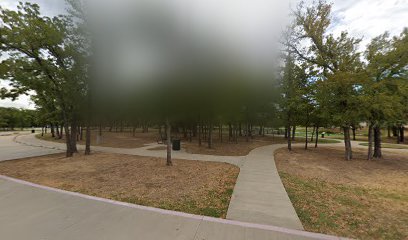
<box><xmin>0</xmin><ymin>133</ymin><xmax>349</xmax><ymax>239</ymax></box>
<box><xmin>14</xmin><ymin>134</ymin><xmax>302</xmax><ymax>229</ymax></box>
<box><xmin>15</xmin><ymin>134</ymin><xmax>244</xmax><ymax>167</ymax></box>
<box><xmin>0</xmin><ymin>134</ymin><xmax>62</xmax><ymax>162</ymax></box>
<box><xmin>227</xmin><ymin>144</ymin><xmax>303</xmax><ymax>229</ymax></box>
<box><xmin>0</xmin><ymin>175</ymin><xmax>345</xmax><ymax>240</ymax></box>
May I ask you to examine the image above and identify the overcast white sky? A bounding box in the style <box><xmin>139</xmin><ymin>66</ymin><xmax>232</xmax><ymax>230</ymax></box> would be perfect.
<box><xmin>1</xmin><ymin>0</ymin><xmax>407</xmax><ymax>109</ymax></box>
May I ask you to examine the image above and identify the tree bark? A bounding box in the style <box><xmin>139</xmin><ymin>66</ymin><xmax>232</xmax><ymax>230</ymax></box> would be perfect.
<box><xmin>287</xmin><ymin>125</ymin><xmax>292</xmax><ymax>151</ymax></box>
<box><xmin>219</xmin><ymin>124</ymin><xmax>223</xmax><ymax>143</ymax></box>
<box><xmin>396</xmin><ymin>126</ymin><xmax>401</xmax><ymax>144</ymax></box>
<box><xmin>315</xmin><ymin>126</ymin><xmax>319</xmax><ymax>148</ymax></box>
<box><xmin>85</xmin><ymin>124</ymin><xmax>91</xmax><ymax>155</ymax></box>
<box><xmin>292</xmin><ymin>126</ymin><xmax>296</xmax><ymax>140</ymax></box>
<box><xmin>367</xmin><ymin>123</ymin><xmax>373</xmax><ymax>160</ymax></box>
<box><xmin>198</xmin><ymin>122</ymin><xmax>202</xmax><ymax>146</ymax></box>
<box><xmin>352</xmin><ymin>125</ymin><xmax>356</xmax><ymax>140</ymax></box>
<box><xmin>392</xmin><ymin>126</ymin><xmax>398</xmax><ymax>137</ymax></box>
<box><xmin>245</xmin><ymin>123</ymin><xmax>249</xmax><ymax>142</ymax></box>
<box><xmin>55</xmin><ymin>125</ymin><xmax>61</xmax><ymax>139</ymax></box>
<box><xmin>208</xmin><ymin>123</ymin><xmax>213</xmax><ymax>148</ymax></box>
<box><xmin>166</xmin><ymin>119</ymin><xmax>172</xmax><ymax>166</ymax></box>
<box><xmin>305</xmin><ymin>125</ymin><xmax>308</xmax><ymax>150</ymax></box>
<box><xmin>399</xmin><ymin>126</ymin><xmax>405</xmax><ymax>143</ymax></box>
<box><xmin>373</xmin><ymin>126</ymin><xmax>382</xmax><ymax>159</ymax></box>
<box><xmin>234</xmin><ymin>124</ymin><xmax>238</xmax><ymax>143</ymax></box>
<box><xmin>343</xmin><ymin>126</ymin><xmax>352</xmax><ymax>160</ymax></box>
<box><xmin>70</xmin><ymin>121</ymin><xmax>78</xmax><ymax>153</ymax></box>
<box><xmin>310</xmin><ymin>126</ymin><xmax>315</xmax><ymax>142</ymax></box>
<box><xmin>50</xmin><ymin>124</ymin><xmax>55</xmax><ymax>138</ymax></box>
<box><xmin>64</xmin><ymin>122</ymin><xmax>73</xmax><ymax>157</ymax></box>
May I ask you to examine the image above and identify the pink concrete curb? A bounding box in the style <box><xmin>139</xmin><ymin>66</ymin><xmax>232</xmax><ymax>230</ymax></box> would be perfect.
<box><xmin>0</xmin><ymin>175</ymin><xmax>347</xmax><ymax>240</ymax></box>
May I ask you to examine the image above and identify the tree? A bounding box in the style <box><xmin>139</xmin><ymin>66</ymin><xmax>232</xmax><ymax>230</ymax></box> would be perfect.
<box><xmin>290</xmin><ymin>0</ymin><xmax>364</xmax><ymax>160</ymax></box>
<box><xmin>0</xmin><ymin>2</ymin><xmax>87</xmax><ymax>157</ymax></box>
<box><xmin>363</xmin><ymin>29</ymin><xmax>408</xmax><ymax>159</ymax></box>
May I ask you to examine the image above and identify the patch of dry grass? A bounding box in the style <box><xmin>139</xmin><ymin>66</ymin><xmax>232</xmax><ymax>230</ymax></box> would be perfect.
<box><xmin>275</xmin><ymin>147</ymin><xmax>408</xmax><ymax>239</ymax></box>
<box><xmin>38</xmin><ymin>129</ymin><xmax>338</xmax><ymax>156</ymax></box>
<box><xmin>183</xmin><ymin>135</ymin><xmax>339</xmax><ymax>156</ymax></box>
<box><xmin>37</xmin><ymin>130</ymin><xmax>158</xmax><ymax>148</ymax></box>
<box><xmin>0</xmin><ymin>153</ymin><xmax>239</xmax><ymax>218</ymax></box>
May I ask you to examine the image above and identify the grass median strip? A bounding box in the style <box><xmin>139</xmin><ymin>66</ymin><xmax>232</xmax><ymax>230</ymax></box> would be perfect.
<box><xmin>275</xmin><ymin>147</ymin><xmax>408</xmax><ymax>240</ymax></box>
<box><xmin>0</xmin><ymin>152</ymin><xmax>239</xmax><ymax>218</ymax></box>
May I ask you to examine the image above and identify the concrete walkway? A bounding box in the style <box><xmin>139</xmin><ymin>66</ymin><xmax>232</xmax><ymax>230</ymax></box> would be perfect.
<box><xmin>0</xmin><ymin>134</ymin><xmax>62</xmax><ymax>162</ymax></box>
<box><xmin>15</xmin><ymin>134</ymin><xmax>244</xmax><ymax>167</ymax></box>
<box><xmin>227</xmin><ymin>144</ymin><xmax>303</xmax><ymax>229</ymax></box>
<box><xmin>0</xmin><ymin>175</ymin><xmax>345</xmax><ymax>240</ymax></box>
<box><xmin>14</xmin><ymin>134</ymin><xmax>302</xmax><ymax>229</ymax></box>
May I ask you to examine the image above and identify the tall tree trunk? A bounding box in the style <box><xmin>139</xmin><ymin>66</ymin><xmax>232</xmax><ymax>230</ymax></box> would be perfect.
<box><xmin>85</xmin><ymin>124</ymin><xmax>91</xmax><ymax>155</ymax></box>
<box><xmin>208</xmin><ymin>123</ymin><xmax>213</xmax><ymax>148</ymax></box>
<box><xmin>192</xmin><ymin>124</ymin><xmax>197</xmax><ymax>137</ymax></box>
<box><xmin>198</xmin><ymin>122</ymin><xmax>202</xmax><ymax>146</ymax></box>
<box><xmin>189</xmin><ymin>126</ymin><xmax>193</xmax><ymax>142</ymax></box>
<box><xmin>219</xmin><ymin>124</ymin><xmax>223</xmax><ymax>143</ymax></box>
<box><xmin>60</xmin><ymin>123</ymin><xmax>64</xmax><ymax>139</ymax></box>
<box><xmin>183</xmin><ymin>126</ymin><xmax>187</xmax><ymax>139</ymax></box>
<box><xmin>305</xmin><ymin>125</ymin><xmax>308</xmax><ymax>150</ymax></box>
<box><xmin>234</xmin><ymin>124</ymin><xmax>238</xmax><ymax>143</ymax></box>
<box><xmin>373</xmin><ymin>126</ymin><xmax>382</xmax><ymax>159</ymax></box>
<box><xmin>352</xmin><ymin>125</ymin><xmax>356</xmax><ymax>140</ymax></box>
<box><xmin>311</xmin><ymin>126</ymin><xmax>315</xmax><ymax>142</ymax></box>
<box><xmin>245</xmin><ymin>123</ymin><xmax>249</xmax><ymax>142</ymax></box>
<box><xmin>315</xmin><ymin>126</ymin><xmax>319</xmax><ymax>148</ymax></box>
<box><xmin>50</xmin><ymin>124</ymin><xmax>55</xmax><ymax>138</ymax></box>
<box><xmin>55</xmin><ymin>125</ymin><xmax>60</xmax><ymax>139</ymax></box>
<box><xmin>343</xmin><ymin>126</ymin><xmax>352</xmax><ymax>160</ymax></box>
<box><xmin>228</xmin><ymin>123</ymin><xmax>232</xmax><ymax>141</ymax></box>
<box><xmin>70</xmin><ymin>121</ymin><xmax>78</xmax><ymax>153</ymax></box>
<box><xmin>396</xmin><ymin>126</ymin><xmax>401</xmax><ymax>144</ymax></box>
<box><xmin>166</xmin><ymin>119</ymin><xmax>172</xmax><ymax>166</ymax></box>
<box><xmin>367</xmin><ymin>123</ymin><xmax>373</xmax><ymax>160</ymax></box>
<box><xmin>292</xmin><ymin>126</ymin><xmax>296</xmax><ymax>140</ymax></box>
<box><xmin>399</xmin><ymin>126</ymin><xmax>405</xmax><ymax>143</ymax></box>
<box><xmin>287</xmin><ymin>125</ymin><xmax>292</xmax><ymax>151</ymax></box>
<box><xmin>392</xmin><ymin>126</ymin><xmax>398</xmax><ymax>137</ymax></box>
<box><xmin>64</xmin><ymin>122</ymin><xmax>73</xmax><ymax>157</ymax></box>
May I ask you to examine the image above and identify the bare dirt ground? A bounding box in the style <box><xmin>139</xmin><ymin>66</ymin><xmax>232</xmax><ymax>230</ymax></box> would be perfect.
<box><xmin>0</xmin><ymin>153</ymin><xmax>239</xmax><ymax>218</ymax></box>
<box><xmin>275</xmin><ymin>146</ymin><xmax>408</xmax><ymax>240</ymax></box>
